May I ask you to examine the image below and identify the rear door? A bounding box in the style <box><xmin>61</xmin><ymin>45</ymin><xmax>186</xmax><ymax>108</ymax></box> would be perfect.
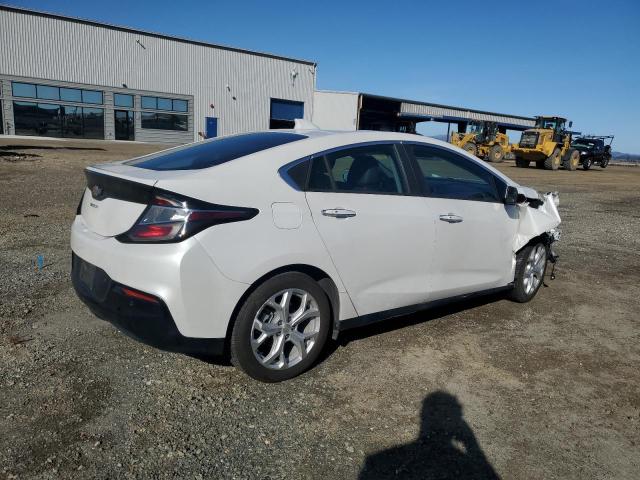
<box><xmin>404</xmin><ymin>143</ymin><xmax>518</xmax><ymax>299</ymax></box>
<box><xmin>304</xmin><ymin>143</ymin><xmax>437</xmax><ymax>316</ymax></box>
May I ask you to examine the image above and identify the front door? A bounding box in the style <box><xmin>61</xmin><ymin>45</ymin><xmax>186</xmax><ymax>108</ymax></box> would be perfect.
<box><xmin>404</xmin><ymin>143</ymin><xmax>518</xmax><ymax>300</ymax></box>
<box><xmin>114</xmin><ymin>110</ymin><xmax>134</xmax><ymax>141</ymax></box>
<box><xmin>305</xmin><ymin>143</ymin><xmax>436</xmax><ymax>316</ymax></box>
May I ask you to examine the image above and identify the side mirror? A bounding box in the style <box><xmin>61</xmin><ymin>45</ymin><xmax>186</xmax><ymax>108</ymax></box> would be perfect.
<box><xmin>504</xmin><ymin>186</ymin><xmax>519</xmax><ymax>205</ymax></box>
<box><xmin>568</xmin><ymin>121</ymin><xmax>573</xmax><ymax>128</ymax></box>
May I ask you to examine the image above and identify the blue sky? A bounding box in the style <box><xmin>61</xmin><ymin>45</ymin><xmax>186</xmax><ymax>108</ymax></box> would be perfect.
<box><xmin>7</xmin><ymin>0</ymin><xmax>640</xmax><ymax>152</ymax></box>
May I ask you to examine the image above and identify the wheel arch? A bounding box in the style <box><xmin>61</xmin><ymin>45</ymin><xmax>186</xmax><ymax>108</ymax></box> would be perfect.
<box><xmin>224</xmin><ymin>264</ymin><xmax>341</xmax><ymax>352</ymax></box>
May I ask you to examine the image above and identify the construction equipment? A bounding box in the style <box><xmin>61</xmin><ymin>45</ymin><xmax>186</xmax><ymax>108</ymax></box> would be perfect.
<box><xmin>512</xmin><ymin>116</ymin><xmax>581</xmax><ymax>170</ymax></box>
<box><xmin>572</xmin><ymin>135</ymin><xmax>614</xmax><ymax>170</ymax></box>
<box><xmin>450</xmin><ymin>120</ymin><xmax>510</xmax><ymax>162</ymax></box>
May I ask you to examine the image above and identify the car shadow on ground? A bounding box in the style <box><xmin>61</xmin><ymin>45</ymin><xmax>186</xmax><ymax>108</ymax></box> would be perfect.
<box><xmin>359</xmin><ymin>391</ymin><xmax>500</xmax><ymax>480</ymax></box>
<box><xmin>334</xmin><ymin>292</ymin><xmax>506</xmax><ymax>348</ymax></box>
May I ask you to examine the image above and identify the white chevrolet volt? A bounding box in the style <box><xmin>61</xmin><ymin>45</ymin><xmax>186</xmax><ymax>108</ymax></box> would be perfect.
<box><xmin>71</xmin><ymin>127</ymin><xmax>561</xmax><ymax>381</ymax></box>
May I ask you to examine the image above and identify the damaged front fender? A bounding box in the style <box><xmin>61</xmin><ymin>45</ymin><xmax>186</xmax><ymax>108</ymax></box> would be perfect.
<box><xmin>514</xmin><ymin>191</ymin><xmax>561</xmax><ymax>252</ymax></box>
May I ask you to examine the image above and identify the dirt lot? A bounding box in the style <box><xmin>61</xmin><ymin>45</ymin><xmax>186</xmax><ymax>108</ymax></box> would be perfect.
<box><xmin>1</xmin><ymin>137</ymin><xmax>639</xmax><ymax>479</ymax></box>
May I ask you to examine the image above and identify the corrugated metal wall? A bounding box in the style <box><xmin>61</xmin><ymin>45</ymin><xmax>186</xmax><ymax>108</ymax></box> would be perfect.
<box><xmin>400</xmin><ymin>102</ymin><xmax>535</xmax><ymax>128</ymax></box>
<box><xmin>0</xmin><ymin>8</ymin><xmax>315</xmax><ymax>140</ymax></box>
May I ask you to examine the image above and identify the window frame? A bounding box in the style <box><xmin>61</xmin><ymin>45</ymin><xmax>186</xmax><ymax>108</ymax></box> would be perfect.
<box><xmin>282</xmin><ymin>141</ymin><xmax>413</xmax><ymax>196</ymax></box>
<box><xmin>401</xmin><ymin>142</ymin><xmax>503</xmax><ymax>204</ymax></box>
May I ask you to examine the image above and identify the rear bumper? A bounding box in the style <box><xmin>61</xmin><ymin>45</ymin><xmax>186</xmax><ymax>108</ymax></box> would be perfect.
<box><xmin>72</xmin><ymin>253</ymin><xmax>224</xmax><ymax>356</ymax></box>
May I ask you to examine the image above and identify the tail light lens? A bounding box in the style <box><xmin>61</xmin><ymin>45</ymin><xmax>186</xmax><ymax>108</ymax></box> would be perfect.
<box><xmin>116</xmin><ymin>191</ymin><xmax>258</xmax><ymax>243</ymax></box>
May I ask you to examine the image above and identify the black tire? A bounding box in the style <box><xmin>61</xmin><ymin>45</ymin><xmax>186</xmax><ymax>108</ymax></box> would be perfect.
<box><xmin>230</xmin><ymin>272</ymin><xmax>331</xmax><ymax>382</ymax></box>
<box><xmin>535</xmin><ymin>161</ymin><xmax>545</xmax><ymax>169</ymax></box>
<box><xmin>582</xmin><ymin>157</ymin><xmax>592</xmax><ymax>170</ymax></box>
<box><xmin>601</xmin><ymin>155</ymin><xmax>610</xmax><ymax>168</ymax></box>
<box><xmin>463</xmin><ymin>142</ymin><xmax>477</xmax><ymax>156</ymax></box>
<box><xmin>544</xmin><ymin>148</ymin><xmax>561</xmax><ymax>170</ymax></box>
<box><xmin>562</xmin><ymin>149</ymin><xmax>580</xmax><ymax>171</ymax></box>
<box><xmin>515</xmin><ymin>157</ymin><xmax>530</xmax><ymax>168</ymax></box>
<box><xmin>508</xmin><ymin>242</ymin><xmax>548</xmax><ymax>303</ymax></box>
<box><xmin>487</xmin><ymin>144</ymin><xmax>504</xmax><ymax>163</ymax></box>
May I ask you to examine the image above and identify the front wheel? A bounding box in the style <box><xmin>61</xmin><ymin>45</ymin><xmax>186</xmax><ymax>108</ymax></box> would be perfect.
<box><xmin>487</xmin><ymin>144</ymin><xmax>504</xmax><ymax>163</ymax></box>
<box><xmin>508</xmin><ymin>243</ymin><xmax>548</xmax><ymax>303</ymax></box>
<box><xmin>563</xmin><ymin>149</ymin><xmax>580</xmax><ymax>171</ymax></box>
<box><xmin>230</xmin><ymin>272</ymin><xmax>331</xmax><ymax>382</ymax></box>
<box><xmin>544</xmin><ymin>148</ymin><xmax>562</xmax><ymax>170</ymax></box>
<box><xmin>463</xmin><ymin>142</ymin><xmax>478</xmax><ymax>156</ymax></box>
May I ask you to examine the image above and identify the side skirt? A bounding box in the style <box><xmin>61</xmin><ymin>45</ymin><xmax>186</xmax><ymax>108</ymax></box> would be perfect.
<box><xmin>337</xmin><ymin>284</ymin><xmax>513</xmax><ymax>332</ymax></box>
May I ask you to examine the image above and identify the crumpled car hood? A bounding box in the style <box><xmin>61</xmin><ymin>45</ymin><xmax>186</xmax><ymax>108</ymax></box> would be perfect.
<box><xmin>514</xmin><ymin>190</ymin><xmax>561</xmax><ymax>251</ymax></box>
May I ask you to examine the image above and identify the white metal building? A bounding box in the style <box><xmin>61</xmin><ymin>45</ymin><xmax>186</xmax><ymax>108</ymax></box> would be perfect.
<box><xmin>313</xmin><ymin>90</ymin><xmax>535</xmax><ymax>134</ymax></box>
<box><xmin>0</xmin><ymin>5</ymin><xmax>316</xmax><ymax>143</ymax></box>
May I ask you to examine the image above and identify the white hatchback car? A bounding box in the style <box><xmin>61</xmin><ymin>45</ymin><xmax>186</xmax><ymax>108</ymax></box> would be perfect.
<box><xmin>71</xmin><ymin>128</ymin><xmax>561</xmax><ymax>381</ymax></box>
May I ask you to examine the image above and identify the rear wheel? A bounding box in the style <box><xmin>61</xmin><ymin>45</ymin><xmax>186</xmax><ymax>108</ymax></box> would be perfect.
<box><xmin>230</xmin><ymin>272</ymin><xmax>331</xmax><ymax>382</ymax></box>
<box><xmin>544</xmin><ymin>148</ymin><xmax>562</xmax><ymax>170</ymax></box>
<box><xmin>563</xmin><ymin>149</ymin><xmax>580</xmax><ymax>171</ymax></box>
<box><xmin>515</xmin><ymin>157</ymin><xmax>530</xmax><ymax>168</ymax></box>
<box><xmin>487</xmin><ymin>145</ymin><xmax>504</xmax><ymax>163</ymax></box>
<box><xmin>463</xmin><ymin>142</ymin><xmax>477</xmax><ymax>156</ymax></box>
<box><xmin>582</xmin><ymin>157</ymin><xmax>592</xmax><ymax>170</ymax></box>
<box><xmin>601</xmin><ymin>155</ymin><xmax>610</xmax><ymax>168</ymax></box>
<box><xmin>509</xmin><ymin>243</ymin><xmax>548</xmax><ymax>303</ymax></box>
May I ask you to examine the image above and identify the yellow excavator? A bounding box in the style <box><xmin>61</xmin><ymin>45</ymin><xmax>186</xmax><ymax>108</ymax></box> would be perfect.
<box><xmin>450</xmin><ymin>121</ymin><xmax>510</xmax><ymax>162</ymax></box>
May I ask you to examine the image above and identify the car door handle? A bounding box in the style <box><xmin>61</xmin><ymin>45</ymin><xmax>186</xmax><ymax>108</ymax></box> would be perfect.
<box><xmin>322</xmin><ymin>208</ymin><xmax>357</xmax><ymax>218</ymax></box>
<box><xmin>439</xmin><ymin>213</ymin><xmax>463</xmax><ymax>223</ymax></box>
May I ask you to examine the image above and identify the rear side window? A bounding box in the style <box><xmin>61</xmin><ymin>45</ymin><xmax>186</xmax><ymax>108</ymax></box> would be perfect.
<box><xmin>126</xmin><ymin>132</ymin><xmax>307</xmax><ymax>171</ymax></box>
<box><xmin>308</xmin><ymin>144</ymin><xmax>405</xmax><ymax>194</ymax></box>
<box><xmin>408</xmin><ymin>144</ymin><xmax>500</xmax><ymax>202</ymax></box>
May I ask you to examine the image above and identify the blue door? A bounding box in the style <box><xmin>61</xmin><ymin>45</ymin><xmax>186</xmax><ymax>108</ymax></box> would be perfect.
<box><xmin>206</xmin><ymin>117</ymin><xmax>218</xmax><ymax>138</ymax></box>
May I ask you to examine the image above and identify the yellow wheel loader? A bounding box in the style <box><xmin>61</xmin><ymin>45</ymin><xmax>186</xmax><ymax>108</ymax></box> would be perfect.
<box><xmin>512</xmin><ymin>116</ymin><xmax>580</xmax><ymax>170</ymax></box>
<box><xmin>450</xmin><ymin>121</ymin><xmax>510</xmax><ymax>162</ymax></box>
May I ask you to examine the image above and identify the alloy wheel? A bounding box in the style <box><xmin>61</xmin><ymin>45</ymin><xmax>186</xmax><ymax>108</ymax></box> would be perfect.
<box><xmin>523</xmin><ymin>244</ymin><xmax>546</xmax><ymax>295</ymax></box>
<box><xmin>250</xmin><ymin>289</ymin><xmax>321</xmax><ymax>370</ymax></box>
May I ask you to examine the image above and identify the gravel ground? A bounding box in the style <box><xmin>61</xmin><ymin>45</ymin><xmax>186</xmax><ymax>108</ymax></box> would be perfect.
<box><xmin>1</xmin><ymin>138</ymin><xmax>639</xmax><ymax>479</ymax></box>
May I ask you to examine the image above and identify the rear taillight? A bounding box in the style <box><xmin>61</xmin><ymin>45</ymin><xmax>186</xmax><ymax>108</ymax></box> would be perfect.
<box><xmin>116</xmin><ymin>190</ymin><xmax>258</xmax><ymax>243</ymax></box>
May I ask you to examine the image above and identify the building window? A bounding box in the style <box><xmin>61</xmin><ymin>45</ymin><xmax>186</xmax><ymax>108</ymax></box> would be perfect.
<box><xmin>141</xmin><ymin>96</ymin><xmax>189</xmax><ymax>131</ymax></box>
<box><xmin>114</xmin><ymin>93</ymin><xmax>134</xmax><ymax>108</ymax></box>
<box><xmin>60</xmin><ymin>88</ymin><xmax>82</xmax><ymax>102</ymax></box>
<box><xmin>270</xmin><ymin>98</ymin><xmax>304</xmax><ymax>129</ymax></box>
<box><xmin>82</xmin><ymin>90</ymin><xmax>103</xmax><ymax>104</ymax></box>
<box><xmin>13</xmin><ymin>101</ymin><xmax>104</xmax><ymax>139</ymax></box>
<box><xmin>141</xmin><ymin>112</ymin><xmax>188</xmax><ymax>131</ymax></box>
<box><xmin>141</xmin><ymin>96</ymin><xmax>189</xmax><ymax>112</ymax></box>
<box><xmin>12</xmin><ymin>82</ymin><xmax>37</xmax><ymax>98</ymax></box>
<box><xmin>11</xmin><ymin>81</ymin><xmax>103</xmax><ymax>105</ymax></box>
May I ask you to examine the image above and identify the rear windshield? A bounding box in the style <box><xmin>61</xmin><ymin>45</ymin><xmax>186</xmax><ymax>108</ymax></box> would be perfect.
<box><xmin>126</xmin><ymin>132</ymin><xmax>307</xmax><ymax>171</ymax></box>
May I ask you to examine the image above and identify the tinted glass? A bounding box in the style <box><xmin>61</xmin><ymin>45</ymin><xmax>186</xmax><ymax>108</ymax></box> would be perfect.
<box><xmin>157</xmin><ymin>97</ymin><xmax>173</xmax><ymax>110</ymax></box>
<box><xmin>285</xmin><ymin>160</ymin><xmax>310</xmax><ymax>190</ymax></box>
<box><xmin>141</xmin><ymin>112</ymin><xmax>188</xmax><ymax>131</ymax></box>
<box><xmin>36</xmin><ymin>85</ymin><xmax>60</xmax><ymax>100</ymax></box>
<box><xmin>60</xmin><ymin>87</ymin><xmax>82</xmax><ymax>102</ymax></box>
<box><xmin>127</xmin><ymin>132</ymin><xmax>307</xmax><ymax>171</ymax></box>
<box><xmin>12</xmin><ymin>82</ymin><xmax>36</xmax><ymax>98</ymax></box>
<box><xmin>61</xmin><ymin>105</ymin><xmax>83</xmax><ymax>138</ymax></box>
<box><xmin>141</xmin><ymin>96</ymin><xmax>156</xmax><ymax>109</ymax></box>
<box><xmin>323</xmin><ymin>144</ymin><xmax>405</xmax><ymax>194</ymax></box>
<box><xmin>82</xmin><ymin>90</ymin><xmax>103</xmax><ymax>104</ymax></box>
<box><xmin>82</xmin><ymin>107</ymin><xmax>104</xmax><ymax>139</ymax></box>
<box><xmin>13</xmin><ymin>102</ymin><xmax>62</xmax><ymax>137</ymax></box>
<box><xmin>113</xmin><ymin>93</ymin><xmax>134</xmax><ymax>108</ymax></box>
<box><xmin>308</xmin><ymin>156</ymin><xmax>332</xmax><ymax>191</ymax></box>
<box><xmin>409</xmin><ymin>144</ymin><xmax>499</xmax><ymax>202</ymax></box>
<box><xmin>173</xmin><ymin>99</ymin><xmax>188</xmax><ymax>112</ymax></box>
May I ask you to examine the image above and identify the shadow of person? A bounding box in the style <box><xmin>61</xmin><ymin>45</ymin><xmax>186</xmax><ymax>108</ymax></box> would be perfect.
<box><xmin>359</xmin><ymin>392</ymin><xmax>499</xmax><ymax>480</ymax></box>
